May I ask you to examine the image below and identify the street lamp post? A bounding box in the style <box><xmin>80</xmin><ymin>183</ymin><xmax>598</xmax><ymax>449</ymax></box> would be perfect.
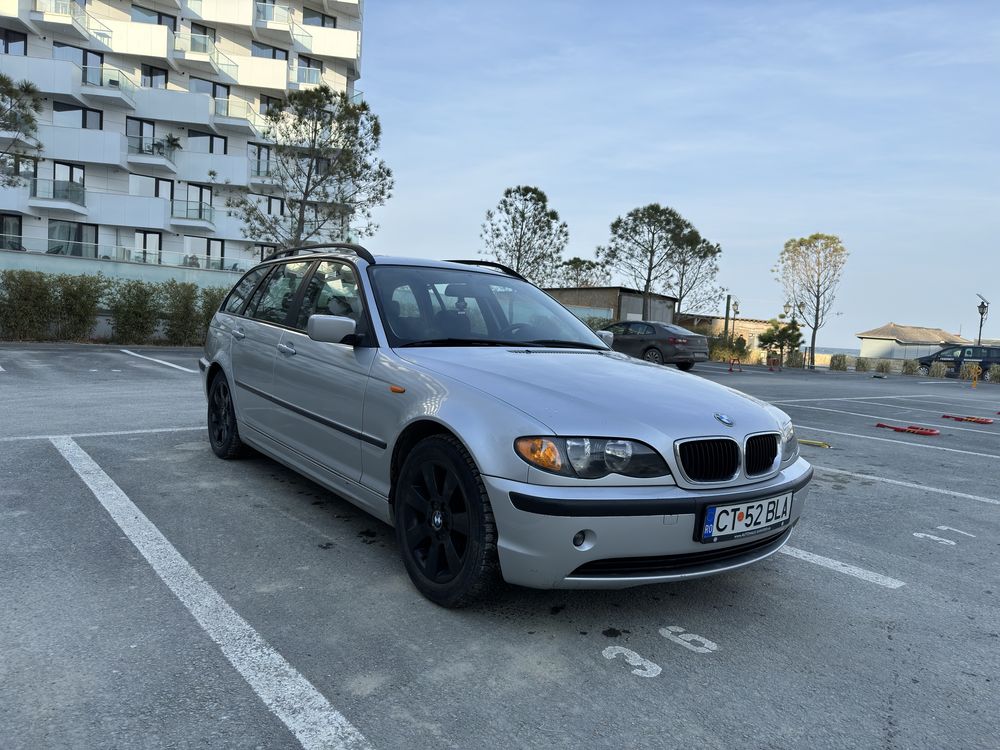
<box><xmin>731</xmin><ymin>299</ymin><xmax>740</xmax><ymax>346</ymax></box>
<box><xmin>977</xmin><ymin>300</ymin><xmax>989</xmax><ymax>346</ymax></box>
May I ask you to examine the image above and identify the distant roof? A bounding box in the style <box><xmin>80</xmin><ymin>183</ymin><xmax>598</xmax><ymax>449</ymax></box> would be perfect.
<box><xmin>545</xmin><ymin>286</ymin><xmax>678</xmax><ymax>302</ymax></box>
<box><xmin>676</xmin><ymin>313</ymin><xmax>772</xmax><ymax>325</ymax></box>
<box><xmin>855</xmin><ymin>322</ymin><xmax>971</xmax><ymax>345</ymax></box>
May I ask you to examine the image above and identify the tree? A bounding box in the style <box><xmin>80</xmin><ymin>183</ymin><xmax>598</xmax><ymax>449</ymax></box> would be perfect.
<box><xmin>596</xmin><ymin>204</ymin><xmax>700</xmax><ymax>319</ymax></box>
<box><xmin>554</xmin><ymin>257</ymin><xmax>601</xmax><ymax>288</ymax></box>
<box><xmin>758</xmin><ymin>317</ymin><xmax>805</xmax><ymax>365</ymax></box>
<box><xmin>225</xmin><ymin>86</ymin><xmax>392</xmax><ymax>248</ymax></box>
<box><xmin>480</xmin><ymin>186</ymin><xmax>568</xmax><ymax>286</ymax></box>
<box><xmin>774</xmin><ymin>233</ymin><xmax>849</xmax><ymax>368</ymax></box>
<box><xmin>663</xmin><ymin>237</ymin><xmax>725</xmax><ymax>315</ymax></box>
<box><xmin>0</xmin><ymin>74</ymin><xmax>43</xmax><ymax>187</ymax></box>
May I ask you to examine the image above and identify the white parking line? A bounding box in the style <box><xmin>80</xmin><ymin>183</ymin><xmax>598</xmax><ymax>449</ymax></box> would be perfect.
<box><xmin>0</xmin><ymin>363</ymin><xmax>6</xmax><ymax>372</ymax></box>
<box><xmin>814</xmin><ymin>465</ymin><xmax>1000</xmax><ymax>506</ymax></box>
<box><xmin>841</xmin><ymin>399</ymin><xmax>999</xmax><ymax>419</ymax></box>
<box><xmin>772</xmin><ymin>395</ymin><xmax>941</xmax><ymax>404</ymax></box>
<box><xmin>779</xmin><ymin>546</ymin><xmax>905</xmax><ymax>589</ymax></box>
<box><xmin>0</xmin><ymin>426</ymin><xmax>203</xmax><ymax>443</ymax></box>
<box><xmin>120</xmin><ymin>349</ymin><xmax>198</xmax><ymax>373</ymax></box>
<box><xmin>795</xmin><ymin>424</ymin><xmax>1000</xmax><ymax>460</ymax></box>
<box><xmin>782</xmin><ymin>403</ymin><xmax>998</xmax><ymax>436</ymax></box>
<box><xmin>51</xmin><ymin>436</ymin><xmax>371</xmax><ymax>750</ymax></box>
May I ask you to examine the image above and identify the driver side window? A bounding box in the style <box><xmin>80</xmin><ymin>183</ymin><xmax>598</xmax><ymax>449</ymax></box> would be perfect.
<box><xmin>294</xmin><ymin>260</ymin><xmax>364</xmax><ymax>330</ymax></box>
<box><xmin>248</xmin><ymin>261</ymin><xmax>311</xmax><ymax>324</ymax></box>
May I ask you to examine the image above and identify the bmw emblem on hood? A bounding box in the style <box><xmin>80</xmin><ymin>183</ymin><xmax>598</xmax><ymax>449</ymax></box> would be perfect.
<box><xmin>714</xmin><ymin>413</ymin><xmax>734</xmax><ymax>427</ymax></box>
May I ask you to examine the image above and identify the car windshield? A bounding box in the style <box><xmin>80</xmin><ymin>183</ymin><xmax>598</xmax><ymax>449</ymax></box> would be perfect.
<box><xmin>368</xmin><ymin>265</ymin><xmax>608</xmax><ymax>349</ymax></box>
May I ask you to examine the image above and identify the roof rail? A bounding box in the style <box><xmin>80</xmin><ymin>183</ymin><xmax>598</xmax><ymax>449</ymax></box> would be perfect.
<box><xmin>445</xmin><ymin>259</ymin><xmax>525</xmax><ymax>281</ymax></box>
<box><xmin>264</xmin><ymin>243</ymin><xmax>376</xmax><ymax>265</ymax></box>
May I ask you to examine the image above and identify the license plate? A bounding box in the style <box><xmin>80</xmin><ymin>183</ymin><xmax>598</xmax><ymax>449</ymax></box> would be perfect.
<box><xmin>701</xmin><ymin>493</ymin><xmax>793</xmax><ymax>543</ymax></box>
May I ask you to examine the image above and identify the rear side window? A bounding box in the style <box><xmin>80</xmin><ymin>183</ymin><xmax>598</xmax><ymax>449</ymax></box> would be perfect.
<box><xmin>248</xmin><ymin>261</ymin><xmax>312</xmax><ymax>325</ymax></box>
<box><xmin>222</xmin><ymin>266</ymin><xmax>269</xmax><ymax>314</ymax></box>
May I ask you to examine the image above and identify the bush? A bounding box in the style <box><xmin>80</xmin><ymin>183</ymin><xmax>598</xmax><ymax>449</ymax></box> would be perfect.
<box><xmin>161</xmin><ymin>280</ymin><xmax>201</xmax><ymax>345</ymax></box>
<box><xmin>875</xmin><ymin>359</ymin><xmax>892</xmax><ymax>374</ymax></box>
<box><xmin>0</xmin><ymin>269</ymin><xmax>55</xmax><ymax>340</ymax></box>
<box><xmin>785</xmin><ymin>350</ymin><xmax>804</xmax><ymax>368</ymax></box>
<box><xmin>198</xmin><ymin>287</ymin><xmax>228</xmax><ymax>343</ymax></box>
<box><xmin>988</xmin><ymin>364</ymin><xmax>1000</xmax><ymax>384</ymax></box>
<box><xmin>709</xmin><ymin>338</ymin><xmax>737</xmax><ymax>362</ymax></box>
<box><xmin>107</xmin><ymin>279</ymin><xmax>162</xmax><ymax>344</ymax></box>
<box><xmin>929</xmin><ymin>361</ymin><xmax>948</xmax><ymax>378</ymax></box>
<box><xmin>52</xmin><ymin>273</ymin><xmax>107</xmax><ymax>340</ymax></box>
<box><xmin>901</xmin><ymin>359</ymin><xmax>919</xmax><ymax>376</ymax></box>
<box><xmin>829</xmin><ymin>353</ymin><xmax>848</xmax><ymax>371</ymax></box>
<box><xmin>960</xmin><ymin>361</ymin><xmax>984</xmax><ymax>380</ymax></box>
<box><xmin>854</xmin><ymin>357</ymin><xmax>870</xmax><ymax>372</ymax></box>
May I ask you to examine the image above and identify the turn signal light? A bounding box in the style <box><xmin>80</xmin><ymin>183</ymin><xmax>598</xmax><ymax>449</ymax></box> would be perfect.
<box><xmin>515</xmin><ymin>437</ymin><xmax>563</xmax><ymax>472</ymax></box>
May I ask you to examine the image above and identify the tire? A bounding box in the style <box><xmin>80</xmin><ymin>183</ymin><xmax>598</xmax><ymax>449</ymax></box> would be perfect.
<box><xmin>675</xmin><ymin>362</ymin><xmax>694</xmax><ymax>372</ymax></box>
<box><xmin>917</xmin><ymin>365</ymin><xmax>930</xmax><ymax>376</ymax></box>
<box><xmin>207</xmin><ymin>372</ymin><xmax>246</xmax><ymax>459</ymax></box>
<box><xmin>643</xmin><ymin>348</ymin><xmax>664</xmax><ymax>365</ymax></box>
<box><xmin>394</xmin><ymin>435</ymin><xmax>502</xmax><ymax>608</ymax></box>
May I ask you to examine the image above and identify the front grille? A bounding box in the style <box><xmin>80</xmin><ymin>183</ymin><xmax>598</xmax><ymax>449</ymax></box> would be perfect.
<box><xmin>677</xmin><ymin>438</ymin><xmax>739</xmax><ymax>482</ymax></box>
<box><xmin>569</xmin><ymin>529</ymin><xmax>789</xmax><ymax>577</ymax></box>
<box><xmin>745</xmin><ymin>433</ymin><xmax>779</xmax><ymax>476</ymax></box>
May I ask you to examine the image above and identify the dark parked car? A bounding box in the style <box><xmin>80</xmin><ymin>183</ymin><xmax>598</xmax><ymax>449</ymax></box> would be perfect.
<box><xmin>917</xmin><ymin>345</ymin><xmax>1000</xmax><ymax>379</ymax></box>
<box><xmin>601</xmin><ymin>320</ymin><xmax>710</xmax><ymax>370</ymax></box>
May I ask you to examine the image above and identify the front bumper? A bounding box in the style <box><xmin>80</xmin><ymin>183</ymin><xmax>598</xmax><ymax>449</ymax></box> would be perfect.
<box><xmin>483</xmin><ymin>457</ymin><xmax>812</xmax><ymax>589</ymax></box>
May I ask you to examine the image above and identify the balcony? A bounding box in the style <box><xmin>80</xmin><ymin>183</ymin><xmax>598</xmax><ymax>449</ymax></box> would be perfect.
<box><xmin>30</xmin><ymin>0</ymin><xmax>112</xmax><ymax>45</ymax></box>
<box><xmin>126</xmin><ymin>135</ymin><xmax>178</xmax><ymax>172</ymax></box>
<box><xmin>172</xmin><ymin>33</ymin><xmax>238</xmax><ymax>81</ymax></box>
<box><xmin>170</xmin><ymin>200</ymin><xmax>215</xmax><ymax>229</ymax></box>
<box><xmin>231</xmin><ymin>54</ymin><xmax>288</xmax><ymax>91</ymax></box>
<box><xmin>212</xmin><ymin>97</ymin><xmax>264</xmax><ymax>136</ymax></box>
<box><xmin>186</xmin><ymin>0</ymin><xmax>254</xmax><ymax>28</ymax></box>
<box><xmin>132</xmin><ymin>88</ymin><xmax>214</xmax><ymax>129</ymax></box>
<box><xmin>323</xmin><ymin>0</ymin><xmax>362</xmax><ymax>19</ymax></box>
<box><xmin>79</xmin><ymin>65</ymin><xmax>137</xmax><ymax>108</ymax></box>
<box><xmin>29</xmin><ymin>178</ymin><xmax>87</xmax><ymax>214</ymax></box>
<box><xmin>35</xmin><ymin>125</ymin><xmax>127</xmax><ymax>168</ymax></box>
<box><xmin>253</xmin><ymin>2</ymin><xmax>294</xmax><ymax>43</ymax></box>
<box><xmin>289</xmin><ymin>65</ymin><xmax>322</xmax><ymax>88</ymax></box>
<box><xmin>298</xmin><ymin>27</ymin><xmax>360</xmax><ymax>64</ymax></box>
<box><xmin>101</xmin><ymin>19</ymin><xmax>171</xmax><ymax>60</ymax></box>
<box><xmin>248</xmin><ymin>159</ymin><xmax>278</xmax><ymax>186</ymax></box>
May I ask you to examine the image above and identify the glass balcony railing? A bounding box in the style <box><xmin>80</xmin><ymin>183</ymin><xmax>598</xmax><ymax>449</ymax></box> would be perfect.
<box><xmin>291</xmin><ymin>21</ymin><xmax>312</xmax><ymax>47</ymax></box>
<box><xmin>81</xmin><ymin>65</ymin><xmax>137</xmax><ymax>100</ymax></box>
<box><xmin>171</xmin><ymin>200</ymin><xmax>215</xmax><ymax>223</ymax></box>
<box><xmin>30</xmin><ymin>178</ymin><xmax>86</xmax><ymax>206</ymax></box>
<box><xmin>33</xmin><ymin>0</ymin><xmax>111</xmax><ymax>44</ymax></box>
<box><xmin>213</xmin><ymin>98</ymin><xmax>265</xmax><ymax>131</ymax></box>
<box><xmin>348</xmin><ymin>89</ymin><xmax>363</xmax><ymax>105</ymax></box>
<box><xmin>0</xmin><ymin>234</ymin><xmax>252</xmax><ymax>272</ymax></box>
<box><xmin>291</xmin><ymin>66</ymin><xmax>322</xmax><ymax>85</ymax></box>
<box><xmin>250</xmin><ymin>159</ymin><xmax>275</xmax><ymax>178</ymax></box>
<box><xmin>255</xmin><ymin>2</ymin><xmax>293</xmax><ymax>25</ymax></box>
<box><xmin>127</xmin><ymin>135</ymin><xmax>177</xmax><ymax>162</ymax></box>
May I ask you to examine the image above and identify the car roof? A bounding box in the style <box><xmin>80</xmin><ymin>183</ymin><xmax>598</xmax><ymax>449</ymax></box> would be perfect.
<box><xmin>257</xmin><ymin>252</ymin><xmax>517</xmax><ymax>279</ymax></box>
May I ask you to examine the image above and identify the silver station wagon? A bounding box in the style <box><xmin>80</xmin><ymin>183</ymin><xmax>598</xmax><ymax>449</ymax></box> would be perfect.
<box><xmin>200</xmin><ymin>244</ymin><xmax>813</xmax><ymax>607</ymax></box>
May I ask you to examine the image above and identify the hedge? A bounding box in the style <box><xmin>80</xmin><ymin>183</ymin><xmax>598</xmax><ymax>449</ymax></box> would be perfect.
<box><xmin>829</xmin><ymin>353</ymin><xmax>848</xmax><ymax>371</ymax></box>
<box><xmin>0</xmin><ymin>269</ymin><xmax>229</xmax><ymax>345</ymax></box>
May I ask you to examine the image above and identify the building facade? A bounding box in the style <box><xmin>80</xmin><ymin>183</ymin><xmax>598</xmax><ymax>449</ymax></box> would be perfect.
<box><xmin>675</xmin><ymin>313</ymin><xmax>773</xmax><ymax>350</ymax></box>
<box><xmin>0</xmin><ymin>0</ymin><xmax>361</xmax><ymax>287</ymax></box>
<box><xmin>855</xmin><ymin>322</ymin><xmax>969</xmax><ymax>360</ymax></box>
<box><xmin>545</xmin><ymin>286</ymin><xmax>677</xmax><ymax>325</ymax></box>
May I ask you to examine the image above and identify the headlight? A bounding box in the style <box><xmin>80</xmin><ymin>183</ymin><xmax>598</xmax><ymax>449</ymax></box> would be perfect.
<box><xmin>515</xmin><ymin>437</ymin><xmax>671</xmax><ymax>479</ymax></box>
<box><xmin>780</xmin><ymin>421</ymin><xmax>798</xmax><ymax>464</ymax></box>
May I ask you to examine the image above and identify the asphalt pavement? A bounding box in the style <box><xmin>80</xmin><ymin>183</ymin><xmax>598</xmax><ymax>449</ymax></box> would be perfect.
<box><xmin>2</xmin><ymin>344</ymin><xmax>998</xmax><ymax>749</ymax></box>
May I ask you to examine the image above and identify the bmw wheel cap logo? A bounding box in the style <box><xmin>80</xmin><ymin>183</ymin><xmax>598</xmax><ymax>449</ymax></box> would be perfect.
<box><xmin>714</xmin><ymin>413</ymin><xmax>734</xmax><ymax>427</ymax></box>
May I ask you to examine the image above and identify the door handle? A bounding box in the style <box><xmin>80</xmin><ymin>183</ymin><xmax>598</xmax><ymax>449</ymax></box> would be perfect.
<box><xmin>232</xmin><ymin>328</ymin><xmax>245</xmax><ymax>340</ymax></box>
<box><xmin>277</xmin><ymin>342</ymin><xmax>296</xmax><ymax>356</ymax></box>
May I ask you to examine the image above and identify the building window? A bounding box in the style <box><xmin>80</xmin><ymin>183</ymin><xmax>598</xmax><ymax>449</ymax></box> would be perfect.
<box><xmin>53</xmin><ymin>102</ymin><xmax>103</xmax><ymax>130</ymax></box>
<box><xmin>303</xmin><ymin>8</ymin><xmax>336</xmax><ymax>28</ymax></box>
<box><xmin>131</xmin><ymin>4</ymin><xmax>177</xmax><ymax>31</ymax></box>
<box><xmin>190</xmin><ymin>77</ymin><xmax>230</xmax><ymax>112</ymax></box>
<box><xmin>48</xmin><ymin>220</ymin><xmax>97</xmax><ymax>257</ymax></box>
<box><xmin>187</xmin><ymin>183</ymin><xmax>212</xmax><ymax>206</ymax></box>
<box><xmin>190</xmin><ymin>22</ymin><xmax>216</xmax><ymax>53</ymax></box>
<box><xmin>249</xmin><ymin>143</ymin><xmax>273</xmax><ymax>176</ymax></box>
<box><xmin>186</xmin><ymin>236</ymin><xmax>224</xmax><ymax>269</ymax></box>
<box><xmin>134</xmin><ymin>230</ymin><xmax>161</xmax><ymax>264</ymax></box>
<box><xmin>255</xmin><ymin>244</ymin><xmax>277</xmax><ymax>261</ymax></box>
<box><xmin>1</xmin><ymin>214</ymin><xmax>23</xmax><ymax>250</ymax></box>
<box><xmin>264</xmin><ymin>195</ymin><xmax>284</xmax><ymax>215</ymax></box>
<box><xmin>299</xmin><ymin>54</ymin><xmax>321</xmax><ymax>71</ymax></box>
<box><xmin>1</xmin><ymin>29</ymin><xmax>27</xmax><ymax>55</ymax></box>
<box><xmin>251</xmin><ymin>41</ymin><xmax>288</xmax><ymax>60</ymax></box>
<box><xmin>141</xmin><ymin>64</ymin><xmax>168</xmax><ymax>89</ymax></box>
<box><xmin>187</xmin><ymin>129</ymin><xmax>227</xmax><ymax>155</ymax></box>
<box><xmin>258</xmin><ymin>94</ymin><xmax>283</xmax><ymax>115</ymax></box>
<box><xmin>129</xmin><ymin>173</ymin><xmax>173</xmax><ymax>200</ymax></box>
<box><xmin>53</xmin><ymin>42</ymin><xmax>102</xmax><ymax>85</ymax></box>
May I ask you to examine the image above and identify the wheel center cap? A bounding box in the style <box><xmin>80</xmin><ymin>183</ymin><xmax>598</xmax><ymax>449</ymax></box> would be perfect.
<box><xmin>431</xmin><ymin>510</ymin><xmax>444</xmax><ymax>530</ymax></box>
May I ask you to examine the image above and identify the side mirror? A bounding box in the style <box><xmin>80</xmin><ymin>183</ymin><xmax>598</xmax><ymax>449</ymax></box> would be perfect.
<box><xmin>307</xmin><ymin>314</ymin><xmax>356</xmax><ymax>344</ymax></box>
<box><xmin>596</xmin><ymin>330</ymin><xmax>614</xmax><ymax>347</ymax></box>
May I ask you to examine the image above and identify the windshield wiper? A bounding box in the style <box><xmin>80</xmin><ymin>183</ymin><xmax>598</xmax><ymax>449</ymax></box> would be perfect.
<box><xmin>524</xmin><ymin>339</ymin><xmax>609</xmax><ymax>351</ymax></box>
<box><xmin>398</xmin><ymin>338</ymin><xmax>525</xmax><ymax>348</ymax></box>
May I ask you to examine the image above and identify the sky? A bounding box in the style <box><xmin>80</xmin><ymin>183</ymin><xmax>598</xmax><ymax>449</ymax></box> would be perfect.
<box><xmin>360</xmin><ymin>1</ymin><xmax>1000</xmax><ymax>348</ymax></box>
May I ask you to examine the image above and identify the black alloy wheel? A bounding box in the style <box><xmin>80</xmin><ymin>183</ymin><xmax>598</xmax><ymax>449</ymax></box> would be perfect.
<box><xmin>676</xmin><ymin>362</ymin><xmax>694</xmax><ymax>371</ymax></box>
<box><xmin>207</xmin><ymin>374</ymin><xmax>246</xmax><ymax>459</ymax></box>
<box><xmin>395</xmin><ymin>435</ymin><xmax>500</xmax><ymax>607</ymax></box>
<box><xmin>643</xmin><ymin>347</ymin><xmax>664</xmax><ymax>365</ymax></box>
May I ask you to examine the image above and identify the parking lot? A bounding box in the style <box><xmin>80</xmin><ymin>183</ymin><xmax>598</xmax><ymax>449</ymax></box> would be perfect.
<box><xmin>2</xmin><ymin>344</ymin><xmax>998</xmax><ymax>750</ymax></box>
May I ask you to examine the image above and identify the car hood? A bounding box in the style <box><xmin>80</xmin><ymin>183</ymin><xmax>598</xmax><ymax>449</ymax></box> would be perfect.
<box><xmin>395</xmin><ymin>347</ymin><xmax>787</xmax><ymax>441</ymax></box>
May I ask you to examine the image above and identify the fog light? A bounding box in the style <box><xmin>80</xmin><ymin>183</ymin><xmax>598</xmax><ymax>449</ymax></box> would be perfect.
<box><xmin>573</xmin><ymin>531</ymin><xmax>586</xmax><ymax>547</ymax></box>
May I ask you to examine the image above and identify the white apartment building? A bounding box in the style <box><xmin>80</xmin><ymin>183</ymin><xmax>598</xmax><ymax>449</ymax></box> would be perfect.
<box><xmin>0</xmin><ymin>0</ymin><xmax>362</xmax><ymax>287</ymax></box>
